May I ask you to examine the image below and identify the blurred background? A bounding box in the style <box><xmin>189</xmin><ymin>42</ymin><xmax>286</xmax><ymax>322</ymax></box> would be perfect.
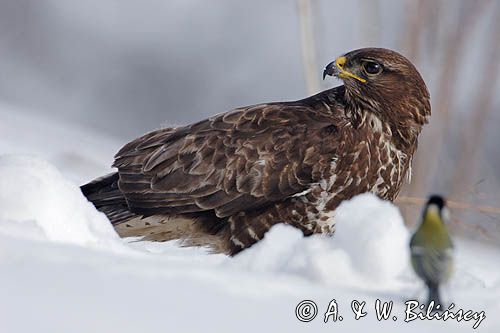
<box><xmin>0</xmin><ymin>0</ymin><xmax>499</xmax><ymax>241</ymax></box>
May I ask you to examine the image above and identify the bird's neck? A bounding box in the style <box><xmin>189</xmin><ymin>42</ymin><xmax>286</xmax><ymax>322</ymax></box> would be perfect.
<box><xmin>343</xmin><ymin>91</ymin><xmax>427</xmax><ymax>153</ymax></box>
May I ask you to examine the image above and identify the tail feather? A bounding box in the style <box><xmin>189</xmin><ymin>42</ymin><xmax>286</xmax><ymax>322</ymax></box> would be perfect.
<box><xmin>427</xmin><ymin>282</ymin><xmax>442</xmax><ymax>308</ymax></box>
<box><xmin>81</xmin><ymin>172</ymin><xmax>120</xmax><ymax>204</ymax></box>
<box><xmin>81</xmin><ymin>172</ymin><xmax>137</xmax><ymax>225</ymax></box>
<box><xmin>81</xmin><ymin>172</ymin><xmax>230</xmax><ymax>253</ymax></box>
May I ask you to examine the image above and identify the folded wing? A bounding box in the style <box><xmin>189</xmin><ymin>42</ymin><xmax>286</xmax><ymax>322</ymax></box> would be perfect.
<box><xmin>113</xmin><ymin>102</ymin><xmax>339</xmax><ymax>218</ymax></box>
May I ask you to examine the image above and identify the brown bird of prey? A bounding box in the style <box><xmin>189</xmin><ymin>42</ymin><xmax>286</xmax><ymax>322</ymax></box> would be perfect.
<box><xmin>82</xmin><ymin>48</ymin><xmax>431</xmax><ymax>255</ymax></box>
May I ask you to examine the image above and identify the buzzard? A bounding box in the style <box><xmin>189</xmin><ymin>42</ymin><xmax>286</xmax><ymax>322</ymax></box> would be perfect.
<box><xmin>82</xmin><ymin>48</ymin><xmax>430</xmax><ymax>255</ymax></box>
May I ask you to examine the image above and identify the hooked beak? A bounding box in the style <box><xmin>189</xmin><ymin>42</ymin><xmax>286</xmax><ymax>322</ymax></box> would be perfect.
<box><xmin>322</xmin><ymin>60</ymin><xmax>337</xmax><ymax>80</ymax></box>
<box><xmin>323</xmin><ymin>56</ymin><xmax>367</xmax><ymax>83</ymax></box>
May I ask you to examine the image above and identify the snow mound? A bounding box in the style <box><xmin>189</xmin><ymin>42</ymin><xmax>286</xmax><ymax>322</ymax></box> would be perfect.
<box><xmin>0</xmin><ymin>155</ymin><xmax>120</xmax><ymax>248</ymax></box>
<box><xmin>334</xmin><ymin>193</ymin><xmax>410</xmax><ymax>279</ymax></box>
<box><xmin>234</xmin><ymin>193</ymin><xmax>410</xmax><ymax>288</ymax></box>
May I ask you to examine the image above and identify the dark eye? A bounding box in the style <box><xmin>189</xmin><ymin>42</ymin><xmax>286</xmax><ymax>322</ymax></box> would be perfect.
<box><xmin>362</xmin><ymin>61</ymin><xmax>382</xmax><ymax>75</ymax></box>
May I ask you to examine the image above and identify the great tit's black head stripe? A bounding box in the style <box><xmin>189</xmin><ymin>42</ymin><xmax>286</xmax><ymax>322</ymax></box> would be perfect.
<box><xmin>427</xmin><ymin>195</ymin><xmax>446</xmax><ymax>210</ymax></box>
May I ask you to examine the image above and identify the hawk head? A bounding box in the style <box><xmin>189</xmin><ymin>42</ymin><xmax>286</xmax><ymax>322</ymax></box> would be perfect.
<box><xmin>323</xmin><ymin>48</ymin><xmax>431</xmax><ymax>134</ymax></box>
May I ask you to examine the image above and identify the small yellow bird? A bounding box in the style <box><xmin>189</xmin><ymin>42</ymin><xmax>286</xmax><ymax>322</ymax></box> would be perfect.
<box><xmin>410</xmin><ymin>195</ymin><xmax>454</xmax><ymax>307</ymax></box>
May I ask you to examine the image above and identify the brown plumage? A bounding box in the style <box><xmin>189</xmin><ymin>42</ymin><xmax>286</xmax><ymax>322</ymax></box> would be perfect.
<box><xmin>82</xmin><ymin>48</ymin><xmax>431</xmax><ymax>255</ymax></box>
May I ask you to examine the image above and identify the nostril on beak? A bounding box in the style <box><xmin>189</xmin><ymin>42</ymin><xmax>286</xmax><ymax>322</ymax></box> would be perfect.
<box><xmin>335</xmin><ymin>56</ymin><xmax>347</xmax><ymax>70</ymax></box>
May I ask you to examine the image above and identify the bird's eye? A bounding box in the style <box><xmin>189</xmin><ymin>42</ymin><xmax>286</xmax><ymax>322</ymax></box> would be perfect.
<box><xmin>362</xmin><ymin>61</ymin><xmax>382</xmax><ymax>75</ymax></box>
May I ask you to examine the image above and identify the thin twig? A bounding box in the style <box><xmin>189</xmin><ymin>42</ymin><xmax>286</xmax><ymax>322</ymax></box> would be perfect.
<box><xmin>297</xmin><ymin>0</ymin><xmax>320</xmax><ymax>95</ymax></box>
<box><xmin>396</xmin><ymin>196</ymin><xmax>500</xmax><ymax>215</ymax></box>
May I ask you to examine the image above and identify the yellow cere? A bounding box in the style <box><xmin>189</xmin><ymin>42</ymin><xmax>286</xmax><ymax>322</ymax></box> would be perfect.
<box><xmin>335</xmin><ymin>56</ymin><xmax>367</xmax><ymax>83</ymax></box>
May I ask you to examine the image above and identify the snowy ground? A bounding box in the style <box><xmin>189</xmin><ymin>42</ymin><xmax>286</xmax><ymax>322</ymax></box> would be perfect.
<box><xmin>1</xmin><ymin>105</ymin><xmax>499</xmax><ymax>332</ymax></box>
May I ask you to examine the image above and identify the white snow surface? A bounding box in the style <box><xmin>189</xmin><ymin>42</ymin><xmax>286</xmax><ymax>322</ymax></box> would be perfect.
<box><xmin>233</xmin><ymin>194</ymin><xmax>410</xmax><ymax>290</ymax></box>
<box><xmin>1</xmin><ymin>106</ymin><xmax>500</xmax><ymax>332</ymax></box>
<box><xmin>0</xmin><ymin>155</ymin><xmax>123</xmax><ymax>250</ymax></box>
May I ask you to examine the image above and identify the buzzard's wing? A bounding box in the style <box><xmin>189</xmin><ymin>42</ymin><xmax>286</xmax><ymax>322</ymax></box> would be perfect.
<box><xmin>113</xmin><ymin>103</ymin><xmax>339</xmax><ymax>218</ymax></box>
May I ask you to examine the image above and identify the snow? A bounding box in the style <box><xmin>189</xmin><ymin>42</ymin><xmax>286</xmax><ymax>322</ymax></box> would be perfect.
<box><xmin>233</xmin><ymin>195</ymin><xmax>409</xmax><ymax>290</ymax></box>
<box><xmin>0</xmin><ymin>155</ymin><xmax>122</xmax><ymax>250</ymax></box>
<box><xmin>1</xmin><ymin>106</ymin><xmax>500</xmax><ymax>332</ymax></box>
<box><xmin>334</xmin><ymin>194</ymin><xmax>410</xmax><ymax>280</ymax></box>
